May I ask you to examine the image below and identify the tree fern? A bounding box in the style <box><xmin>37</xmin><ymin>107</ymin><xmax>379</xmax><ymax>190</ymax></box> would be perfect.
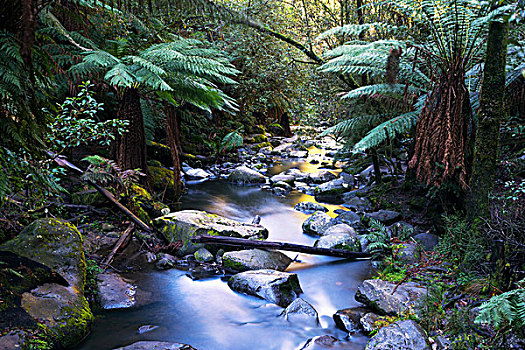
<box><xmin>475</xmin><ymin>284</ymin><xmax>525</xmax><ymax>334</ymax></box>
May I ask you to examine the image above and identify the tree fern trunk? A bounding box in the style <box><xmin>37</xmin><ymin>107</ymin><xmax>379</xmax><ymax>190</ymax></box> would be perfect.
<box><xmin>116</xmin><ymin>88</ymin><xmax>149</xmax><ymax>184</ymax></box>
<box><xmin>166</xmin><ymin>106</ymin><xmax>183</xmax><ymax>199</ymax></box>
<box><xmin>467</xmin><ymin>19</ymin><xmax>509</xmax><ymax>218</ymax></box>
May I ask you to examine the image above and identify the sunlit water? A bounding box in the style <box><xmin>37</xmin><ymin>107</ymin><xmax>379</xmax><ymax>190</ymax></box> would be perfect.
<box><xmin>77</xmin><ymin>153</ymin><xmax>372</xmax><ymax>350</ymax></box>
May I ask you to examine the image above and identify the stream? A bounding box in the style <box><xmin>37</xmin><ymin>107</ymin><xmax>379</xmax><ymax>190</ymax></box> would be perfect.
<box><xmin>77</xmin><ymin>153</ymin><xmax>373</xmax><ymax>350</ymax></box>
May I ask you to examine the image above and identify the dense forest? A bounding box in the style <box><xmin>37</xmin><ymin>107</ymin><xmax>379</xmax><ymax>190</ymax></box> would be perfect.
<box><xmin>0</xmin><ymin>0</ymin><xmax>524</xmax><ymax>349</ymax></box>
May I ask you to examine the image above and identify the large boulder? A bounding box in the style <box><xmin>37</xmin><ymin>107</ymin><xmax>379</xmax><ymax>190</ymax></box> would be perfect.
<box><xmin>333</xmin><ymin>306</ymin><xmax>370</xmax><ymax>333</ymax></box>
<box><xmin>294</xmin><ymin>202</ymin><xmax>328</xmax><ymax>213</ymax></box>
<box><xmin>270</xmin><ymin>173</ymin><xmax>295</xmax><ymax>185</ymax></box>
<box><xmin>302</xmin><ymin>211</ymin><xmax>334</xmax><ymax>236</ymax></box>
<box><xmin>185</xmin><ymin>168</ymin><xmax>213</xmax><ymax>180</ymax></box>
<box><xmin>113</xmin><ymin>341</ymin><xmax>197</xmax><ymax>350</ymax></box>
<box><xmin>155</xmin><ymin>210</ymin><xmax>268</xmax><ymax>256</ymax></box>
<box><xmin>314</xmin><ymin>232</ymin><xmax>360</xmax><ymax>252</ymax></box>
<box><xmin>364</xmin><ymin>210</ymin><xmax>401</xmax><ymax>225</ymax></box>
<box><xmin>343</xmin><ymin>196</ymin><xmax>372</xmax><ymax>212</ymax></box>
<box><xmin>96</xmin><ymin>272</ymin><xmax>136</xmax><ymax>310</ymax></box>
<box><xmin>394</xmin><ymin>242</ymin><xmax>421</xmax><ymax>263</ymax></box>
<box><xmin>227</xmin><ymin>166</ymin><xmax>266</xmax><ymax>184</ymax></box>
<box><xmin>309</xmin><ymin>170</ymin><xmax>337</xmax><ymax>184</ymax></box>
<box><xmin>281</xmin><ymin>298</ymin><xmax>319</xmax><ymax>326</ymax></box>
<box><xmin>0</xmin><ymin>219</ymin><xmax>93</xmax><ymax>349</ymax></box>
<box><xmin>228</xmin><ymin>269</ymin><xmax>302</xmax><ymax>307</ymax></box>
<box><xmin>413</xmin><ymin>232</ymin><xmax>439</xmax><ymax>251</ymax></box>
<box><xmin>334</xmin><ymin>211</ymin><xmax>361</xmax><ymax>226</ymax></box>
<box><xmin>222</xmin><ymin>249</ymin><xmax>292</xmax><ymax>272</ymax></box>
<box><xmin>355</xmin><ymin>279</ymin><xmax>427</xmax><ymax>317</ymax></box>
<box><xmin>365</xmin><ymin>320</ymin><xmax>429</xmax><ymax>350</ymax></box>
<box><xmin>314</xmin><ymin>178</ymin><xmax>346</xmax><ymax>196</ymax></box>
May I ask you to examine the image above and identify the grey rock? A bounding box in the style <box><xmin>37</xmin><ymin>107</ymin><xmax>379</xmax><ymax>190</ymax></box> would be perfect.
<box><xmin>365</xmin><ymin>210</ymin><xmax>401</xmax><ymax>225</ymax></box>
<box><xmin>339</xmin><ymin>172</ymin><xmax>355</xmax><ymax>187</ymax></box>
<box><xmin>281</xmin><ymin>298</ymin><xmax>319</xmax><ymax>326</ymax></box>
<box><xmin>315</xmin><ymin>178</ymin><xmax>346</xmax><ymax>195</ymax></box>
<box><xmin>395</xmin><ymin>242</ymin><xmax>420</xmax><ymax>263</ymax></box>
<box><xmin>0</xmin><ymin>331</ymin><xmax>23</xmax><ymax>349</ymax></box>
<box><xmin>294</xmin><ymin>202</ymin><xmax>328</xmax><ymax>213</ymax></box>
<box><xmin>272</xmin><ymin>143</ymin><xmax>294</xmax><ymax>154</ymax></box>
<box><xmin>343</xmin><ymin>196</ymin><xmax>372</xmax><ymax>212</ymax></box>
<box><xmin>273</xmin><ymin>181</ymin><xmax>292</xmax><ymax>190</ymax></box>
<box><xmin>185</xmin><ymin>168</ymin><xmax>212</xmax><ymax>179</ymax></box>
<box><xmin>334</xmin><ymin>211</ymin><xmax>361</xmax><ymax>226</ymax></box>
<box><xmin>228</xmin><ymin>269</ymin><xmax>302</xmax><ymax>307</ymax></box>
<box><xmin>113</xmin><ymin>341</ymin><xmax>197</xmax><ymax>350</ymax></box>
<box><xmin>102</xmin><ymin>223</ymin><xmax>115</xmax><ymax>232</ymax></box>
<box><xmin>365</xmin><ymin>320</ymin><xmax>430</xmax><ymax>350</ymax></box>
<box><xmin>302</xmin><ymin>211</ymin><xmax>334</xmax><ymax>236</ymax></box>
<box><xmin>314</xmin><ymin>232</ymin><xmax>360</xmax><ymax>252</ymax></box>
<box><xmin>272</xmin><ymin>187</ymin><xmax>289</xmax><ymax>197</ymax></box>
<box><xmin>155</xmin><ymin>253</ymin><xmax>177</xmax><ymax>270</ymax></box>
<box><xmin>333</xmin><ymin>307</ymin><xmax>369</xmax><ymax>333</ymax></box>
<box><xmin>309</xmin><ymin>170</ymin><xmax>337</xmax><ymax>184</ymax></box>
<box><xmin>435</xmin><ymin>335</ymin><xmax>452</xmax><ymax>349</ymax></box>
<box><xmin>222</xmin><ymin>249</ymin><xmax>292</xmax><ymax>272</ymax></box>
<box><xmin>289</xmin><ymin>150</ymin><xmax>309</xmax><ymax>158</ymax></box>
<box><xmin>194</xmin><ymin>247</ymin><xmax>214</xmax><ymax>263</ymax></box>
<box><xmin>285</xmin><ymin>168</ymin><xmax>310</xmax><ymax>182</ymax></box>
<box><xmin>413</xmin><ymin>232</ymin><xmax>439</xmax><ymax>251</ymax></box>
<box><xmin>154</xmin><ymin>210</ymin><xmax>268</xmax><ymax>256</ymax></box>
<box><xmin>227</xmin><ymin>166</ymin><xmax>266</xmax><ymax>184</ymax></box>
<box><xmin>97</xmin><ymin>272</ymin><xmax>136</xmax><ymax>310</ymax></box>
<box><xmin>360</xmin><ymin>312</ymin><xmax>381</xmax><ymax>333</ymax></box>
<box><xmin>145</xmin><ymin>252</ymin><xmax>157</xmax><ymax>263</ymax></box>
<box><xmin>355</xmin><ymin>279</ymin><xmax>427</xmax><ymax>317</ymax></box>
<box><xmin>270</xmin><ymin>174</ymin><xmax>295</xmax><ymax>185</ymax></box>
<box><xmin>301</xmin><ymin>335</ymin><xmax>339</xmax><ymax>349</ymax></box>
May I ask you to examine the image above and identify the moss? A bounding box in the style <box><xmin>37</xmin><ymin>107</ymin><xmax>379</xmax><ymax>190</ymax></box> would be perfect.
<box><xmin>252</xmin><ymin>142</ymin><xmax>272</xmax><ymax>151</ymax></box>
<box><xmin>148</xmin><ymin>159</ymin><xmax>162</xmax><ymax>167</ymax></box>
<box><xmin>223</xmin><ymin>257</ymin><xmax>246</xmax><ymax>271</ymax></box>
<box><xmin>146</xmin><ymin>140</ymin><xmax>172</xmax><ymax>166</ymax></box>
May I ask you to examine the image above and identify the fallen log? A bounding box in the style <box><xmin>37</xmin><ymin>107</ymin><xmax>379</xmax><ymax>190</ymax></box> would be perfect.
<box><xmin>102</xmin><ymin>223</ymin><xmax>135</xmax><ymax>269</ymax></box>
<box><xmin>191</xmin><ymin>235</ymin><xmax>371</xmax><ymax>259</ymax></box>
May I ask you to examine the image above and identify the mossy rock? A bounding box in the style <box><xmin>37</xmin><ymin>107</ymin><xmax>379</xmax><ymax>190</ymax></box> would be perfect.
<box><xmin>149</xmin><ymin>166</ymin><xmax>175</xmax><ymax>198</ymax></box>
<box><xmin>71</xmin><ymin>189</ymin><xmax>106</xmax><ymax>207</ymax></box>
<box><xmin>252</xmin><ymin>142</ymin><xmax>272</xmax><ymax>151</ymax></box>
<box><xmin>146</xmin><ymin>141</ymin><xmax>172</xmax><ymax>166</ymax></box>
<box><xmin>245</xmin><ymin>134</ymin><xmax>268</xmax><ymax>144</ymax></box>
<box><xmin>0</xmin><ymin>219</ymin><xmax>93</xmax><ymax>348</ymax></box>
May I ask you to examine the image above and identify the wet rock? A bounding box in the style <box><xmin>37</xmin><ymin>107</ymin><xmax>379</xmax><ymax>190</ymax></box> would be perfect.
<box><xmin>97</xmin><ymin>272</ymin><xmax>136</xmax><ymax>310</ymax></box>
<box><xmin>343</xmin><ymin>196</ymin><xmax>372</xmax><ymax>212</ymax></box>
<box><xmin>145</xmin><ymin>251</ymin><xmax>157</xmax><ymax>263</ymax></box>
<box><xmin>155</xmin><ymin>210</ymin><xmax>268</xmax><ymax>256</ymax></box>
<box><xmin>272</xmin><ymin>187</ymin><xmax>289</xmax><ymax>197</ymax></box>
<box><xmin>281</xmin><ymin>298</ymin><xmax>319</xmax><ymax>326</ymax></box>
<box><xmin>395</xmin><ymin>242</ymin><xmax>420</xmax><ymax>263</ymax></box>
<box><xmin>194</xmin><ymin>247</ymin><xmax>214</xmax><ymax>263</ymax></box>
<box><xmin>113</xmin><ymin>341</ymin><xmax>197</xmax><ymax>350</ymax></box>
<box><xmin>272</xmin><ymin>142</ymin><xmax>294</xmax><ymax>154</ymax></box>
<box><xmin>360</xmin><ymin>312</ymin><xmax>381</xmax><ymax>333</ymax></box>
<box><xmin>309</xmin><ymin>170</ymin><xmax>337</xmax><ymax>184</ymax></box>
<box><xmin>333</xmin><ymin>306</ymin><xmax>369</xmax><ymax>333</ymax></box>
<box><xmin>315</xmin><ymin>178</ymin><xmax>346</xmax><ymax>195</ymax></box>
<box><xmin>273</xmin><ymin>181</ymin><xmax>292</xmax><ymax>191</ymax></box>
<box><xmin>289</xmin><ymin>150</ymin><xmax>308</xmax><ymax>158</ymax></box>
<box><xmin>155</xmin><ymin>253</ymin><xmax>177</xmax><ymax>269</ymax></box>
<box><xmin>270</xmin><ymin>173</ymin><xmax>295</xmax><ymax>185</ymax></box>
<box><xmin>185</xmin><ymin>168</ymin><xmax>212</xmax><ymax>179</ymax></box>
<box><xmin>294</xmin><ymin>202</ymin><xmax>328</xmax><ymax>213</ymax></box>
<box><xmin>302</xmin><ymin>211</ymin><xmax>334</xmax><ymax>236</ymax></box>
<box><xmin>228</xmin><ymin>269</ymin><xmax>302</xmax><ymax>307</ymax></box>
<box><xmin>355</xmin><ymin>279</ymin><xmax>427</xmax><ymax>317</ymax></box>
<box><xmin>413</xmin><ymin>232</ymin><xmax>439</xmax><ymax>251</ymax></box>
<box><xmin>227</xmin><ymin>166</ymin><xmax>266</xmax><ymax>184</ymax></box>
<box><xmin>0</xmin><ymin>219</ymin><xmax>93</xmax><ymax>349</ymax></box>
<box><xmin>285</xmin><ymin>168</ymin><xmax>310</xmax><ymax>182</ymax></box>
<box><xmin>364</xmin><ymin>210</ymin><xmax>401</xmax><ymax>225</ymax></box>
<box><xmin>334</xmin><ymin>210</ymin><xmax>361</xmax><ymax>226</ymax></box>
<box><xmin>339</xmin><ymin>172</ymin><xmax>355</xmax><ymax>187</ymax></box>
<box><xmin>222</xmin><ymin>249</ymin><xmax>292</xmax><ymax>272</ymax></box>
<box><xmin>301</xmin><ymin>335</ymin><xmax>339</xmax><ymax>349</ymax></box>
<box><xmin>365</xmin><ymin>320</ymin><xmax>430</xmax><ymax>350</ymax></box>
<box><xmin>314</xmin><ymin>230</ymin><xmax>360</xmax><ymax>252</ymax></box>
<box><xmin>137</xmin><ymin>325</ymin><xmax>159</xmax><ymax>334</ymax></box>
<box><xmin>0</xmin><ymin>330</ymin><xmax>23</xmax><ymax>349</ymax></box>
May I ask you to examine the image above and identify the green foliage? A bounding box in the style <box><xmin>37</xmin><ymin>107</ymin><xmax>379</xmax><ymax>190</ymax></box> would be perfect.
<box><xmin>475</xmin><ymin>281</ymin><xmax>525</xmax><ymax>336</ymax></box>
<box><xmin>364</xmin><ymin>218</ymin><xmax>392</xmax><ymax>258</ymax></box>
<box><xmin>84</xmin><ymin>259</ymin><xmax>102</xmax><ymax>301</ymax></box>
<box><xmin>221</xmin><ymin>129</ymin><xmax>244</xmax><ymax>152</ymax></box>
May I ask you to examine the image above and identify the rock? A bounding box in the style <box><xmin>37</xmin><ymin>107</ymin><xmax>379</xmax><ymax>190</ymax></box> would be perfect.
<box><xmin>0</xmin><ymin>330</ymin><xmax>23</xmax><ymax>349</ymax></box>
<box><xmin>273</xmin><ymin>181</ymin><xmax>292</xmax><ymax>191</ymax></box>
<box><xmin>222</xmin><ymin>249</ymin><xmax>292</xmax><ymax>272</ymax></box>
<box><xmin>365</xmin><ymin>320</ymin><xmax>430</xmax><ymax>350</ymax></box>
<box><xmin>294</xmin><ymin>202</ymin><xmax>328</xmax><ymax>213</ymax></box>
<box><xmin>435</xmin><ymin>335</ymin><xmax>452</xmax><ymax>349</ymax></box>
<box><xmin>155</xmin><ymin>253</ymin><xmax>177</xmax><ymax>269</ymax></box>
<box><xmin>270</xmin><ymin>173</ymin><xmax>295</xmax><ymax>185</ymax></box>
<box><xmin>343</xmin><ymin>196</ymin><xmax>372</xmax><ymax>212</ymax></box>
<box><xmin>413</xmin><ymin>232</ymin><xmax>439</xmax><ymax>251</ymax></box>
<box><xmin>97</xmin><ymin>272</ymin><xmax>136</xmax><ymax>310</ymax></box>
<box><xmin>0</xmin><ymin>219</ymin><xmax>93</xmax><ymax>349</ymax></box>
<box><xmin>364</xmin><ymin>210</ymin><xmax>401</xmax><ymax>225</ymax></box>
<box><xmin>302</xmin><ymin>211</ymin><xmax>334</xmax><ymax>236</ymax></box>
<box><xmin>289</xmin><ymin>150</ymin><xmax>308</xmax><ymax>158</ymax></box>
<box><xmin>285</xmin><ymin>168</ymin><xmax>310</xmax><ymax>182</ymax></box>
<box><xmin>272</xmin><ymin>187</ymin><xmax>289</xmax><ymax>197</ymax></box>
<box><xmin>281</xmin><ymin>298</ymin><xmax>319</xmax><ymax>326</ymax></box>
<box><xmin>333</xmin><ymin>306</ymin><xmax>369</xmax><ymax>333</ymax></box>
<box><xmin>309</xmin><ymin>170</ymin><xmax>337</xmax><ymax>184</ymax></box>
<box><xmin>334</xmin><ymin>211</ymin><xmax>361</xmax><ymax>226</ymax></box>
<box><xmin>137</xmin><ymin>325</ymin><xmax>159</xmax><ymax>334</ymax></box>
<box><xmin>314</xmin><ymin>232</ymin><xmax>360</xmax><ymax>252</ymax></box>
<box><xmin>355</xmin><ymin>279</ymin><xmax>427</xmax><ymax>317</ymax></box>
<box><xmin>194</xmin><ymin>248</ymin><xmax>214</xmax><ymax>263</ymax></box>
<box><xmin>395</xmin><ymin>242</ymin><xmax>420</xmax><ymax>263</ymax></box>
<box><xmin>339</xmin><ymin>172</ymin><xmax>355</xmax><ymax>187</ymax></box>
<box><xmin>272</xmin><ymin>142</ymin><xmax>294</xmax><ymax>154</ymax></box>
<box><xmin>145</xmin><ymin>252</ymin><xmax>157</xmax><ymax>263</ymax></box>
<box><xmin>102</xmin><ymin>223</ymin><xmax>115</xmax><ymax>231</ymax></box>
<box><xmin>360</xmin><ymin>312</ymin><xmax>381</xmax><ymax>333</ymax></box>
<box><xmin>154</xmin><ymin>210</ymin><xmax>268</xmax><ymax>256</ymax></box>
<box><xmin>113</xmin><ymin>341</ymin><xmax>197</xmax><ymax>350</ymax></box>
<box><xmin>228</xmin><ymin>269</ymin><xmax>302</xmax><ymax>307</ymax></box>
<box><xmin>227</xmin><ymin>166</ymin><xmax>266</xmax><ymax>184</ymax></box>
<box><xmin>301</xmin><ymin>335</ymin><xmax>339</xmax><ymax>349</ymax></box>
<box><xmin>315</xmin><ymin>178</ymin><xmax>346</xmax><ymax>195</ymax></box>
<box><xmin>185</xmin><ymin>168</ymin><xmax>212</xmax><ymax>179</ymax></box>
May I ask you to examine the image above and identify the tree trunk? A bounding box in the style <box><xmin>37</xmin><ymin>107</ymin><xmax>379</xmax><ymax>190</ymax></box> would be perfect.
<box><xmin>279</xmin><ymin>112</ymin><xmax>293</xmax><ymax>137</ymax></box>
<box><xmin>165</xmin><ymin>106</ymin><xmax>183</xmax><ymax>199</ymax></box>
<box><xmin>116</xmin><ymin>88</ymin><xmax>149</xmax><ymax>183</ymax></box>
<box><xmin>467</xmin><ymin>19</ymin><xmax>509</xmax><ymax>218</ymax></box>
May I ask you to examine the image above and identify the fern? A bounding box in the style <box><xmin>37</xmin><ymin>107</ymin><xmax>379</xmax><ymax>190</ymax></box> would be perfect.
<box><xmin>364</xmin><ymin>219</ymin><xmax>392</xmax><ymax>258</ymax></box>
<box><xmin>475</xmin><ymin>284</ymin><xmax>525</xmax><ymax>333</ymax></box>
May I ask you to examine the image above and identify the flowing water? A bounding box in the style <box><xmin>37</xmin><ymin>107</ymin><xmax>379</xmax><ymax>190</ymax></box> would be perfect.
<box><xmin>77</xmin><ymin>154</ymin><xmax>372</xmax><ymax>350</ymax></box>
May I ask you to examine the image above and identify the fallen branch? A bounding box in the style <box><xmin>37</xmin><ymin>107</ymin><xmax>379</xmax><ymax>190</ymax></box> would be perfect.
<box><xmin>191</xmin><ymin>235</ymin><xmax>372</xmax><ymax>259</ymax></box>
<box><xmin>102</xmin><ymin>223</ymin><xmax>135</xmax><ymax>269</ymax></box>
